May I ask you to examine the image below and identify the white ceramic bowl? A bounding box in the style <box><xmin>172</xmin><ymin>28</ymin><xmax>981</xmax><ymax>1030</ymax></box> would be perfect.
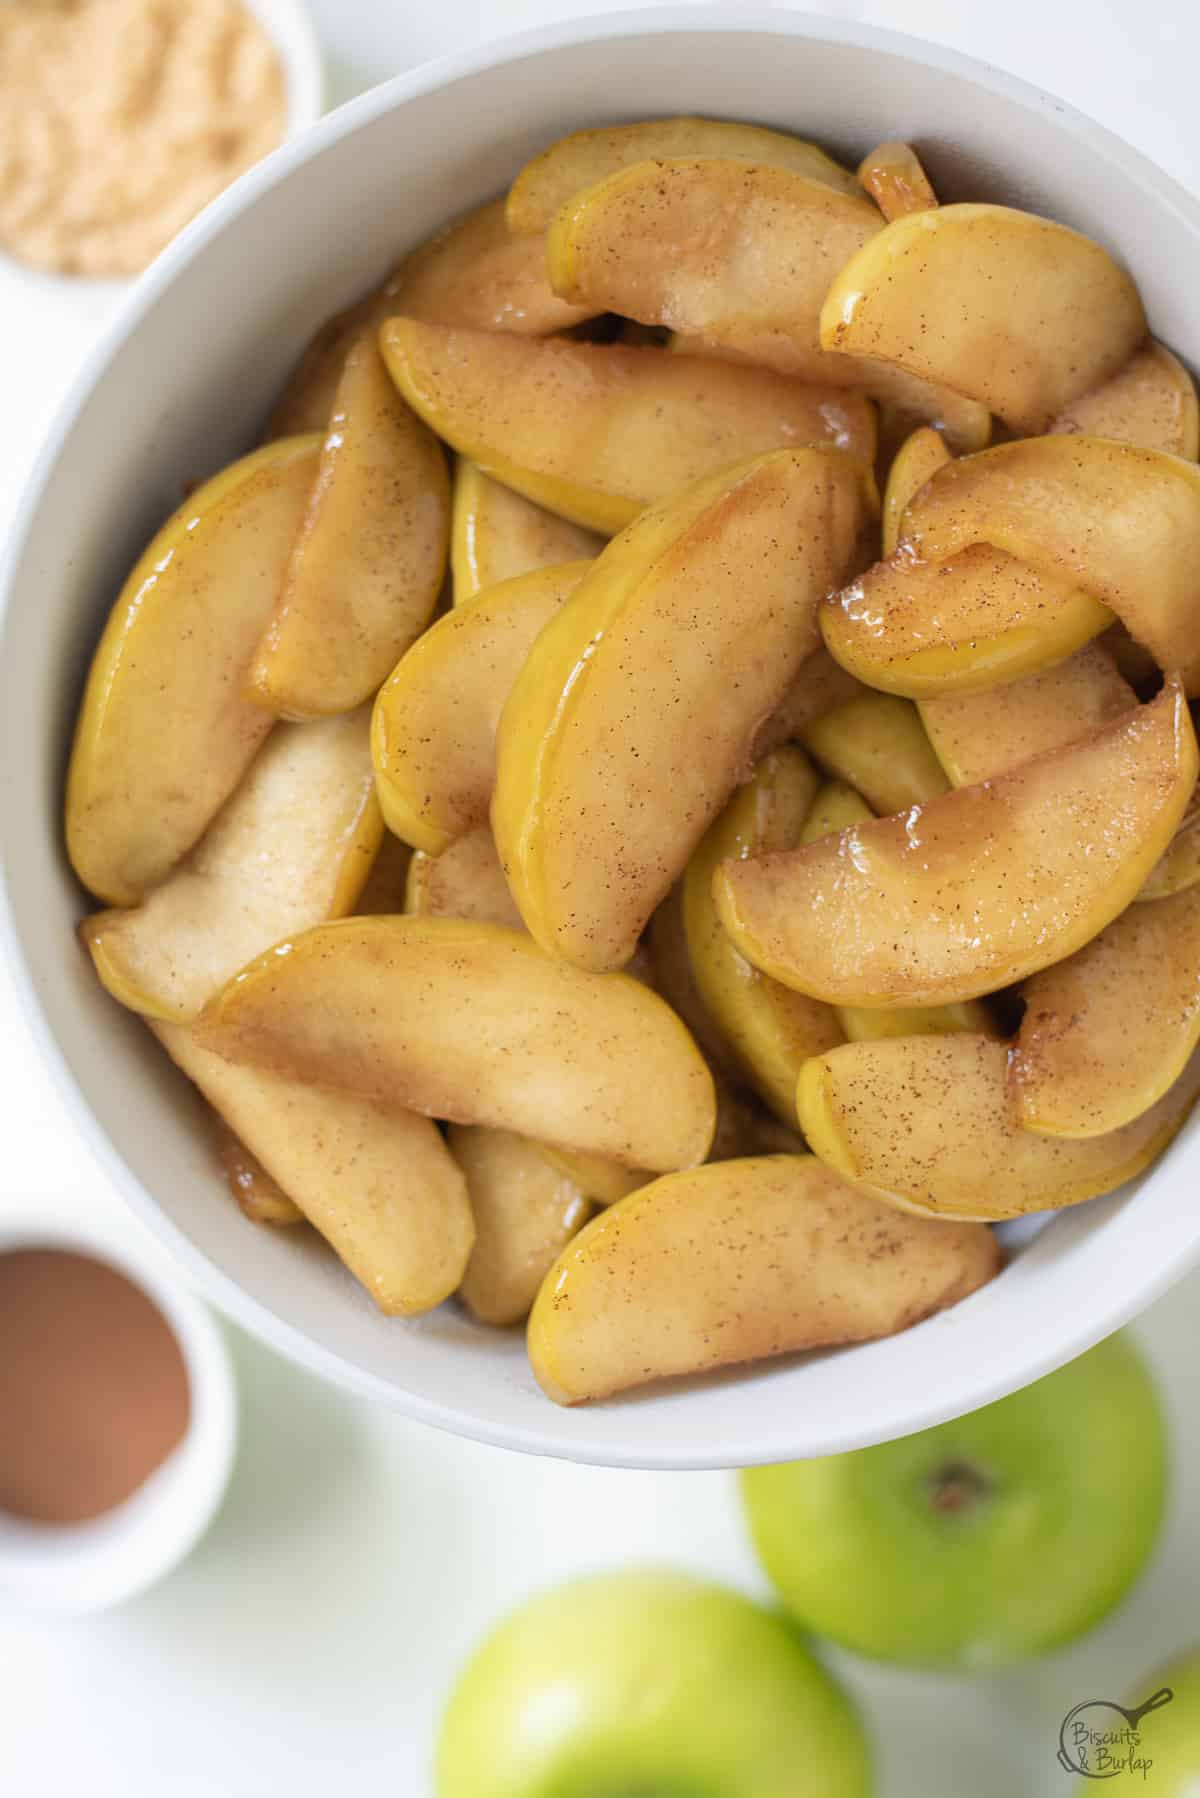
<box><xmin>3</xmin><ymin>7</ymin><xmax>1199</xmax><ymax>1471</ymax></box>
<box><xmin>0</xmin><ymin>1203</ymin><xmax>237</xmax><ymax>1613</ymax></box>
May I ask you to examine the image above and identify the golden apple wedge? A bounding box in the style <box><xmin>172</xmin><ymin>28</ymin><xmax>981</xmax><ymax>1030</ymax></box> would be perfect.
<box><xmin>1140</xmin><ymin>784</ymin><xmax>1200</xmax><ymax>901</ymax></box>
<box><xmin>882</xmin><ymin>425</ymin><xmax>950</xmax><ymax>558</ymax></box>
<box><xmin>715</xmin><ymin>680</ymin><xmax>1197</xmax><ymax>1008</ymax></box>
<box><xmin>546</xmin><ymin>158</ymin><xmax>882</xmax><ymax>373</ymax></box>
<box><xmin>506</xmin><ymin>117</ymin><xmax>860</xmax><ymax>233</ymax></box>
<box><xmin>526</xmin><ymin>1155</ymin><xmax>1001</xmax><ymax>1404</ymax></box>
<box><xmin>196</xmin><ymin>918</ymin><xmax>716</xmax><ymax>1172</ymax></box>
<box><xmin>820</xmin><ymin>204</ymin><xmax>1146</xmax><ymax>434</ymax></box>
<box><xmin>822</xmin><ymin>544</ymin><xmax>1112</xmax><ymax>699</ymax></box>
<box><xmin>404</xmin><ymin>826</ymin><xmax>524</xmax><ymax>931</ymax></box>
<box><xmin>1049</xmin><ymin>341</ymin><xmax>1199</xmax><ymax>458</ymax></box>
<box><xmin>535</xmin><ymin>1148</ymin><xmax>649</xmax><ymax>1207</ymax></box>
<box><xmin>798</xmin><ymin>779</ymin><xmax>993</xmax><ymax>1042</ymax></box>
<box><xmin>451</xmin><ymin>1126</ymin><xmax>592</xmax><ymax>1327</ymax></box>
<box><xmin>647</xmin><ymin>887</ymin><xmax>744</xmax><ymax>1085</ymax></box>
<box><xmin>1010</xmin><ymin>885</ymin><xmax>1200</xmax><ymax>1137</ymax></box>
<box><xmin>215</xmin><ymin>1126</ymin><xmax>305</xmax><ymax>1227</ymax></box>
<box><xmin>801</xmin><ymin>693</ymin><xmax>948</xmax><ymax>814</ymax></box>
<box><xmin>450</xmin><ymin>461</ymin><xmax>603</xmax><ymax>605</ymax></box>
<box><xmin>902</xmin><ymin>436</ymin><xmax>1200</xmax><ymax>692</ymax></box>
<box><xmin>268</xmin><ymin>197</ymin><xmax>596</xmax><ymax>435</ymax></box>
<box><xmin>492</xmin><ymin>450</ymin><xmax>872</xmax><ymax>971</ymax></box>
<box><xmin>155</xmin><ymin>1022</ymin><xmax>475</xmax><ymax>1315</ymax></box>
<box><xmin>82</xmin><ymin>710</ymin><xmax>381</xmax><ymax>1022</ymax></box>
<box><xmin>248</xmin><ymin>342</ymin><xmax>448</xmax><ymax>718</ymax></box>
<box><xmin>751</xmin><ymin>649</ymin><xmax>869</xmax><ymax>760</ymax></box>
<box><xmin>380</xmin><ymin>319</ymin><xmax>876</xmax><ymax>535</ymax></box>
<box><xmin>372</xmin><ymin>560</ymin><xmax>591</xmax><ymax>855</ymax></box>
<box><xmin>682</xmin><ymin>749</ymin><xmax>842</xmax><ymax>1121</ymax></box>
<box><xmin>920</xmin><ymin>643</ymin><xmax>1134</xmax><ymax>787</ymax></box>
<box><xmin>798</xmin><ymin>1034</ymin><xmax>1200</xmax><ymax>1220</ymax></box>
<box><xmin>65</xmin><ymin>435</ymin><xmax>320</xmax><ymax>906</ymax></box>
<box><xmin>857</xmin><ymin>141</ymin><xmax>938</xmax><ymax>221</ymax></box>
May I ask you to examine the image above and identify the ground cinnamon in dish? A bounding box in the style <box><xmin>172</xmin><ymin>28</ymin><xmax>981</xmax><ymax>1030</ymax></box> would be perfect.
<box><xmin>0</xmin><ymin>0</ymin><xmax>286</xmax><ymax>277</ymax></box>
<box><xmin>0</xmin><ymin>1247</ymin><xmax>191</xmax><ymax>1524</ymax></box>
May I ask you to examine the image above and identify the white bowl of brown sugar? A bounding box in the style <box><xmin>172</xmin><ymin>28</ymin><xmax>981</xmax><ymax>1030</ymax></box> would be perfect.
<box><xmin>0</xmin><ymin>0</ymin><xmax>323</xmax><ymax>300</ymax></box>
<box><xmin>0</xmin><ymin>1205</ymin><xmax>237</xmax><ymax>1613</ymax></box>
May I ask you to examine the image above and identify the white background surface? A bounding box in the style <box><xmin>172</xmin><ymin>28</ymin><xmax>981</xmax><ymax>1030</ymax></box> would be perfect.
<box><xmin>0</xmin><ymin>3</ymin><xmax>1198</xmax><ymax>1794</ymax></box>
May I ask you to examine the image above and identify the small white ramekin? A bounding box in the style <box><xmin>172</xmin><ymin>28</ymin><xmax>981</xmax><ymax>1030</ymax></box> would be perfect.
<box><xmin>0</xmin><ymin>1206</ymin><xmax>237</xmax><ymax>1614</ymax></box>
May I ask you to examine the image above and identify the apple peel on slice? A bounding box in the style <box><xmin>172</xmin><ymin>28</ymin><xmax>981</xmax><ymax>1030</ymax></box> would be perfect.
<box><xmin>155</xmin><ymin>1022</ymin><xmax>475</xmax><ymax>1315</ymax></box>
<box><xmin>820</xmin><ymin>204</ymin><xmax>1146</xmax><ymax>434</ymax></box>
<box><xmin>920</xmin><ymin>642</ymin><xmax>1134</xmax><ymax>788</ymax></box>
<box><xmin>492</xmin><ymin>449</ymin><xmax>872</xmax><ymax>972</ymax></box>
<box><xmin>505</xmin><ymin>116</ymin><xmax>860</xmax><ymax>233</ymax></box>
<box><xmin>450</xmin><ymin>461</ymin><xmax>603</xmax><ymax>605</ymax></box>
<box><xmin>901</xmin><ymin>436</ymin><xmax>1200</xmax><ymax>693</ymax></box>
<box><xmin>380</xmin><ymin>319</ymin><xmax>876</xmax><ymax>535</ymax></box>
<box><xmin>822</xmin><ymin>544</ymin><xmax>1113</xmax><ymax>699</ymax></box>
<box><xmin>83</xmin><ymin>709</ymin><xmax>381</xmax><ymax>1023</ymax></box>
<box><xmin>882</xmin><ymin>425</ymin><xmax>951</xmax><ymax>558</ymax></box>
<box><xmin>715</xmin><ymin>680</ymin><xmax>1197</xmax><ymax>1009</ymax></box>
<box><xmin>1011</xmin><ymin>884</ymin><xmax>1200</xmax><ymax>1138</ymax></box>
<box><xmin>798</xmin><ymin>1034</ymin><xmax>1200</xmax><ymax>1220</ymax></box>
<box><xmin>66</xmin><ymin>435</ymin><xmax>320</xmax><ymax>907</ymax></box>
<box><xmin>546</xmin><ymin>158</ymin><xmax>883</xmax><ymax>371</ymax></box>
<box><xmin>196</xmin><ymin>917</ymin><xmax>716</xmax><ymax>1173</ymax></box>
<box><xmin>526</xmin><ymin>1155</ymin><xmax>1001</xmax><ymax>1404</ymax></box>
<box><xmin>248</xmin><ymin>341</ymin><xmax>448</xmax><ymax>719</ymax></box>
<box><xmin>801</xmin><ymin>693</ymin><xmax>948</xmax><ymax>815</ymax></box>
<box><xmin>372</xmin><ymin>560</ymin><xmax>591</xmax><ymax>855</ymax></box>
<box><xmin>682</xmin><ymin>748</ymin><xmax>842</xmax><ymax>1123</ymax></box>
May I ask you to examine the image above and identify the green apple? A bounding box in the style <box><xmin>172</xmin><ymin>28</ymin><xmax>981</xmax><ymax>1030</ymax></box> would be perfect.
<box><xmin>741</xmin><ymin>1333</ymin><xmax>1166</xmax><ymax>1670</ymax></box>
<box><xmin>1071</xmin><ymin>1647</ymin><xmax>1200</xmax><ymax>1790</ymax></box>
<box><xmin>436</xmin><ymin>1567</ymin><xmax>871</xmax><ymax>1797</ymax></box>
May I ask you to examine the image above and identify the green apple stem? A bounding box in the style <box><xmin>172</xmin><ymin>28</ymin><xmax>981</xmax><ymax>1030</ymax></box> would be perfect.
<box><xmin>928</xmin><ymin>1460</ymin><xmax>992</xmax><ymax>1515</ymax></box>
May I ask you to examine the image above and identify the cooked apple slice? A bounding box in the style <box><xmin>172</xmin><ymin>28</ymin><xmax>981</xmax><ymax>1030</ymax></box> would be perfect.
<box><xmin>248</xmin><ymin>343</ymin><xmax>448</xmax><ymax>719</ymax></box>
<box><xmin>354</xmin><ymin>830</ymin><xmax>412</xmax><ymax>914</ymax></box>
<box><xmin>155</xmin><ymin>1022</ymin><xmax>474</xmax><ymax>1315</ymax></box>
<box><xmin>82</xmin><ymin>710</ymin><xmax>381</xmax><ymax>1022</ymax></box>
<box><xmin>197</xmin><ymin>918</ymin><xmax>715</xmax><ymax>1171</ymax></box>
<box><xmin>752</xmin><ymin>650</ymin><xmax>869</xmax><ymax>760</ymax></box>
<box><xmin>648</xmin><ymin>887</ymin><xmax>744</xmax><ymax>1084</ymax></box>
<box><xmin>821</xmin><ymin>204</ymin><xmax>1146</xmax><ymax>434</ymax></box>
<box><xmin>668</xmin><ymin>330</ymin><xmax>990</xmax><ymax>455</ymax></box>
<box><xmin>269</xmin><ymin>198</ymin><xmax>597</xmax><ymax>435</ymax></box>
<box><xmin>857</xmin><ymin>141</ymin><xmax>938</xmax><ymax>221</ymax></box>
<box><xmin>823</xmin><ymin>543</ymin><xmax>1112</xmax><ymax>699</ymax></box>
<box><xmin>883</xmin><ymin>426</ymin><xmax>951</xmax><ymax>557</ymax></box>
<box><xmin>903</xmin><ymin>436</ymin><xmax>1200</xmax><ymax>691</ymax></box>
<box><xmin>65</xmin><ymin>436</ymin><xmax>320</xmax><ymax>906</ymax></box>
<box><xmin>526</xmin><ymin>1155</ymin><xmax>1000</xmax><ymax>1404</ymax></box>
<box><xmin>535</xmin><ymin>1148</ymin><xmax>649</xmax><ymax>1207</ymax></box>
<box><xmin>920</xmin><ymin>643</ymin><xmax>1134</xmax><ymax>787</ymax></box>
<box><xmin>373</xmin><ymin>561</ymin><xmax>591</xmax><ymax>855</ymax></box>
<box><xmin>380</xmin><ymin>319</ymin><xmax>876</xmax><ymax>535</ymax></box>
<box><xmin>215</xmin><ymin>1126</ymin><xmax>305</xmax><ymax>1226</ymax></box>
<box><xmin>546</xmin><ymin>158</ymin><xmax>883</xmax><ymax>374</ymax></box>
<box><xmin>493</xmin><ymin>450</ymin><xmax>871</xmax><ymax>971</ymax></box>
<box><xmin>799</xmin><ymin>1034</ymin><xmax>1200</xmax><ymax>1219</ymax></box>
<box><xmin>683</xmin><ymin>749</ymin><xmax>841</xmax><ymax>1120</ymax></box>
<box><xmin>451</xmin><ymin>1126</ymin><xmax>592</xmax><ymax>1327</ymax></box>
<box><xmin>405</xmin><ymin>826</ymin><xmax>523</xmax><ymax>930</ymax></box>
<box><xmin>799</xmin><ymin>778</ymin><xmax>993</xmax><ymax>1042</ymax></box>
<box><xmin>1010</xmin><ymin>885</ymin><xmax>1200</xmax><ymax>1137</ymax></box>
<box><xmin>450</xmin><ymin>461</ymin><xmax>603</xmax><ymax>605</ymax></box>
<box><xmin>1049</xmin><ymin>341</ymin><xmax>1199</xmax><ymax>458</ymax></box>
<box><xmin>801</xmin><ymin>693</ymin><xmax>948</xmax><ymax>814</ymax></box>
<box><xmin>1139</xmin><ymin>783</ymin><xmax>1200</xmax><ymax>901</ymax></box>
<box><xmin>506</xmin><ymin>117</ymin><xmax>860</xmax><ymax>233</ymax></box>
<box><xmin>716</xmin><ymin>680</ymin><xmax>1197</xmax><ymax>1008</ymax></box>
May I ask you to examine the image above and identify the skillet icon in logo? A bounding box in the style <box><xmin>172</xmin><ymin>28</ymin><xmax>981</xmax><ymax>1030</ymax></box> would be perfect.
<box><xmin>1058</xmin><ymin>1686</ymin><xmax>1175</xmax><ymax>1779</ymax></box>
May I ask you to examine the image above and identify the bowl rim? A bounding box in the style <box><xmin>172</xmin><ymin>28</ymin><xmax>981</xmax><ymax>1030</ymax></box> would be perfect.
<box><xmin>4</xmin><ymin>3</ymin><xmax>1200</xmax><ymax>1469</ymax></box>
